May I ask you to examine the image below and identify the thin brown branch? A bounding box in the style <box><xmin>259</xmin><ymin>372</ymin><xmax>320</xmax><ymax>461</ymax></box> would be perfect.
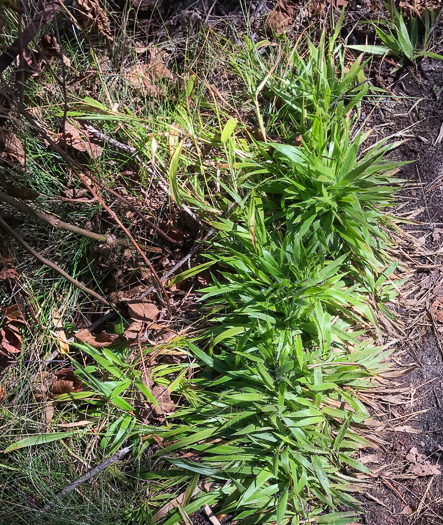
<box><xmin>41</xmin><ymin>444</ymin><xmax>133</xmax><ymax>512</ymax></box>
<box><xmin>0</xmin><ymin>0</ymin><xmax>65</xmax><ymax>73</ymax></box>
<box><xmin>0</xmin><ymin>215</ymin><xmax>110</xmax><ymax>305</ymax></box>
<box><xmin>0</xmin><ymin>190</ymin><xmax>161</xmax><ymax>254</ymax></box>
<box><xmin>78</xmin><ymin>173</ymin><xmax>171</xmax><ymax>311</ymax></box>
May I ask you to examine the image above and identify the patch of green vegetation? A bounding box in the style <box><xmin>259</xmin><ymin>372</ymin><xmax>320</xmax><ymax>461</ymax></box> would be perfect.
<box><xmin>0</xmin><ymin>18</ymin><xmax>408</xmax><ymax>524</ymax></box>
<box><xmin>348</xmin><ymin>2</ymin><xmax>443</xmax><ymax>65</ymax></box>
<box><xmin>0</xmin><ymin>5</ymin><xmax>416</xmax><ymax>523</ymax></box>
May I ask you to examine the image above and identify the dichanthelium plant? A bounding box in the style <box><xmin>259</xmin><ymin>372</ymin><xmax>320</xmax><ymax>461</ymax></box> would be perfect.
<box><xmin>348</xmin><ymin>2</ymin><xmax>443</xmax><ymax>65</ymax></box>
<box><xmin>3</xmin><ymin>16</ymin><xmax>406</xmax><ymax>525</ymax></box>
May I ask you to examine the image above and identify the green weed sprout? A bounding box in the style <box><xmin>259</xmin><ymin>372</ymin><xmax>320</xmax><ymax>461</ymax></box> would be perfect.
<box><xmin>348</xmin><ymin>3</ymin><xmax>443</xmax><ymax>64</ymax></box>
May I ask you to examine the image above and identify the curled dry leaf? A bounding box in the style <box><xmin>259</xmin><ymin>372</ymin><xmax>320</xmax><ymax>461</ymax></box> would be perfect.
<box><xmin>266</xmin><ymin>0</ymin><xmax>297</xmax><ymax>33</ymax></box>
<box><xmin>430</xmin><ymin>297</ymin><xmax>443</xmax><ymax>323</ymax></box>
<box><xmin>123</xmin><ymin>321</ymin><xmax>144</xmax><ymax>342</ymax></box>
<box><xmin>0</xmin><ymin>305</ymin><xmax>25</xmax><ymax>355</ymax></box>
<box><xmin>75</xmin><ymin>328</ymin><xmax>119</xmax><ymax>347</ymax></box>
<box><xmin>125</xmin><ymin>47</ymin><xmax>174</xmax><ymax>94</ymax></box>
<box><xmin>150</xmin><ymin>384</ymin><xmax>174</xmax><ymax>418</ymax></box>
<box><xmin>401</xmin><ymin>505</ymin><xmax>413</xmax><ymax>515</ymax></box>
<box><xmin>52</xmin><ymin>368</ymin><xmax>83</xmax><ymax>395</ymax></box>
<box><xmin>406</xmin><ymin>446</ymin><xmax>441</xmax><ymax>477</ymax></box>
<box><xmin>44</xmin><ymin>400</ymin><xmax>54</xmax><ymax>424</ymax></box>
<box><xmin>55</xmin><ymin>121</ymin><xmax>102</xmax><ymax>159</ymax></box>
<box><xmin>0</xmin><ymin>256</ymin><xmax>19</xmax><ymax>281</ymax></box>
<box><xmin>76</xmin><ymin>0</ymin><xmax>112</xmax><ymax>41</ymax></box>
<box><xmin>39</xmin><ymin>34</ymin><xmax>71</xmax><ymax>67</ymax></box>
<box><xmin>0</xmin><ymin>129</ymin><xmax>25</xmax><ymax>165</ymax></box>
<box><xmin>127</xmin><ymin>301</ymin><xmax>159</xmax><ymax>322</ymax></box>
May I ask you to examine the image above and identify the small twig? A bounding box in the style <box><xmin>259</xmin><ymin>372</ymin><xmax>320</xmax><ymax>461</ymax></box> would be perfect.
<box><xmin>78</xmin><ymin>173</ymin><xmax>171</xmax><ymax>311</ymax></box>
<box><xmin>41</xmin><ymin>444</ymin><xmax>133</xmax><ymax>513</ymax></box>
<box><xmin>203</xmin><ymin>504</ymin><xmax>222</xmax><ymax>525</ymax></box>
<box><xmin>0</xmin><ymin>215</ymin><xmax>109</xmax><ymax>305</ymax></box>
<box><xmin>0</xmin><ymin>190</ymin><xmax>161</xmax><ymax>253</ymax></box>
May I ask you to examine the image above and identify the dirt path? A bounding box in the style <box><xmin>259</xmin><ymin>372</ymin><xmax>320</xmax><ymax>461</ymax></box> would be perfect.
<box><xmin>362</xmin><ymin>58</ymin><xmax>443</xmax><ymax>525</ymax></box>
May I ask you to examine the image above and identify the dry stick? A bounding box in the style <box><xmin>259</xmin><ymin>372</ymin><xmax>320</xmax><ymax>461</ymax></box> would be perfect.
<box><xmin>78</xmin><ymin>173</ymin><xmax>171</xmax><ymax>311</ymax></box>
<box><xmin>0</xmin><ymin>0</ymin><xmax>65</xmax><ymax>73</ymax></box>
<box><xmin>12</xmin><ymin>107</ymin><xmax>169</xmax><ymax>307</ymax></box>
<box><xmin>0</xmin><ymin>190</ymin><xmax>161</xmax><ymax>254</ymax></box>
<box><xmin>41</xmin><ymin>444</ymin><xmax>133</xmax><ymax>513</ymax></box>
<box><xmin>0</xmin><ymin>215</ymin><xmax>109</xmax><ymax>305</ymax></box>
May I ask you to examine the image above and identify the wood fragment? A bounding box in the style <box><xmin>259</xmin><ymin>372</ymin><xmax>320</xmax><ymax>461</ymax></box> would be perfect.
<box><xmin>0</xmin><ymin>190</ymin><xmax>161</xmax><ymax>253</ymax></box>
<box><xmin>0</xmin><ymin>215</ymin><xmax>110</xmax><ymax>305</ymax></box>
<box><xmin>41</xmin><ymin>444</ymin><xmax>133</xmax><ymax>512</ymax></box>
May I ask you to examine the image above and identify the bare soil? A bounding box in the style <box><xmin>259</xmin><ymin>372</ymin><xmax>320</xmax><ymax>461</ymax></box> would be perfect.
<box><xmin>361</xmin><ymin>58</ymin><xmax>443</xmax><ymax>524</ymax></box>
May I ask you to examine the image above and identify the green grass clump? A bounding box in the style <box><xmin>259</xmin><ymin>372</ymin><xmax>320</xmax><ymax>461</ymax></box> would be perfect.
<box><xmin>1</xmin><ymin>17</ymin><xmax>407</xmax><ymax>525</ymax></box>
<box><xmin>348</xmin><ymin>2</ymin><xmax>443</xmax><ymax>64</ymax></box>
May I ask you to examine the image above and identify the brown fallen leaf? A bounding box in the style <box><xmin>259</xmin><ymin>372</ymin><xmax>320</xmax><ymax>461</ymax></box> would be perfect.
<box><xmin>125</xmin><ymin>47</ymin><xmax>174</xmax><ymax>94</ymax></box>
<box><xmin>409</xmin><ymin>463</ymin><xmax>441</xmax><ymax>476</ymax></box>
<box><xmin>406</xmin><ymin>446</ymin><xmax>442</xmax><ymax>477</ymax></box>
<box><xmin>430</xmin><ymin>296</ymin><xmax>443</xmax><ymax>323</ymax></box>
<box><xmin>0</xmin><ymin>323</ymin><xmax>22</xmax><ymax>353</ymax></box>
<box><xmin>76</xmin><ymin>0</ymin><xmax>112</xmax><ymax>41</ymax></box>
<box><xmin>150</xmin><ymin>384</ymin><xmax>174</xmax><ymax>418</ymax></box>
<box><xmin>0</xmin><ymin>256</ymin><xmax>19</xmax><ymax>281</ymax></box>
<box><xmin>401</xmin><ymin>505</ymin><xmax>414</xmax><ymax>515</ymax></box>
<box><xmin>44</xmin><ymin>400</ymin><xmax>54</xmax><ymax>424</ymax></box>
<box><xmin>61</xmin><ymin>188</ymin><xmax>89</xmax><ymax>200</ymax></box>
<box><xmin>52</xmin><ymin>368</ymin><xmax>83</xmax><ymax>395</ymax></box>
<box><xmin>39</xmin><ymin>33</ymin><xmax>71</xmax><ymax>67</ymax></box>
<box><xmin>52</xmin><ymin>380</ymin><xmax>75</xmax><ymax>395</ymax></box>
<box><xmin>123</xmin><ymin>321</ymin><xmax>144</xmax><ymax>342</ymax></box>
<box><xmin>75</xmin><ymin>328</ymin><xmax>119</xmax><ymax>347</ymax></box>
<box><xmin>56</xmin><ymin>121</ymin><xmax>103</xmax><ymax>159</ymax></box>
<box><xmin>0</xmin><ymin>305</ymin><xmax>25</xmax><ymax>355</ymax></box>
<box><xmin>266</xmin><ymin>0</ymin><xmax>297</xmax><ymax>33</ymax></box>
<box><xmin>0</xmin><ymin>129</ymin><xmax>25</xmax><ymax>165</ymax></box>
<box><xmin>0</xmin><ymin>385</ymin><xmax>6</xmax><ymax>402</ymax></box>
<box><xmin>128</xmin><ymin>302</ymin><xmax>159</xmax><ymax>322</ymax></box>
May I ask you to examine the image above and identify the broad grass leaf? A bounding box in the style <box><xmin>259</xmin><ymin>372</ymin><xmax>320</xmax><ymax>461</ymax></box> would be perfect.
<box><xmin>212</xmin><ymin>326</ymin><xmax>245</xmax><ymax>347</ymax></box>
<box><xmin>238</xmin><ymin>469</ymin><xmax>273</xmax><ymax>505</ymax></box>
<box><xmin>312</xmin><ymin>456</ymin><xmax>332</xmax><ymax>504</ymax></box>
<box><xmin>333</xmin><ymin>415</ymin><xmax>351</xmax><ymax>450</ymax></box>
<box><xmin>4</xmin><ymin>431</ymin><xmax>78</xmax><ymax>453</ymax></box>
<box><xmin>169</xmin><ymin>139</ymin><xmax>184</xmax><ymax>205</ymax></box>
<box><xmin>170</xmin><ymin>261</ymin><xmax>217</xmax><ymax>284</ymax></box>
<box><xmin>221</xmin><ymin>118</ymin><xmax>238</xmax><ymax>143</ymax></box>
<box><xmin>347</xmin><ymin>44</ymin><xmax>389</xmax><ymax>56</ymax></box>
<box><xmin>276</xmin><ymin>486</ymin><xmax>289</xmax><ymax>525</ymax></box>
